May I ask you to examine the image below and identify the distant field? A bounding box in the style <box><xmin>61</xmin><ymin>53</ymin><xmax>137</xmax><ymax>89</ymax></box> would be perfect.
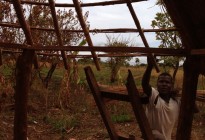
<box><xmin>78</xmin><ymin>64</ymin><xmax>184</xmax><ymax>89</ymax></box>
<box><xmin>1</xmin><ymin>62</ymin><xmax>204</xmax><ymax>90</ymax></box>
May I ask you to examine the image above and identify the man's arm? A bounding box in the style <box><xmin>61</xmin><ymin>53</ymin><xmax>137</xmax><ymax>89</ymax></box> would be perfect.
<box><xmin>142</xmin><ymin>56</ymin><xmax>153</xmax><ymax>97</ymax></box>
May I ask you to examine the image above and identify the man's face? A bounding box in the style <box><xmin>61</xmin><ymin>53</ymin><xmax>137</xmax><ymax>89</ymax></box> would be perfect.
<box><xmin>157</xmin><ymin>75</ymin><xmax>173</xmax><ymax>95</ymax></box>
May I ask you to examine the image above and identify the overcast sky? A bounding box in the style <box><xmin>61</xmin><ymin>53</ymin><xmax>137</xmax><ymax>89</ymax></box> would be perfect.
<box><xmin>83</xmin><ymin>0</ymin><xmax>161</xmax><ymax>46</ymax></box>
<box><xmin>57</xmin><ymin>0</ymin><xmax>162</xmax><ymax>64</ymax></box>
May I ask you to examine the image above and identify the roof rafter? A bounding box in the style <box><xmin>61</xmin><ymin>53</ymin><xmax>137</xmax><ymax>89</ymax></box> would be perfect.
<box><xmin>126</xmin><ymin>1</ymin><xmax>160</xmax><ymax>72</ymax></box>
<box><xmin>72</xmin><ymin>0</ymin><xmax>100</xmax><ymax>70</ymax></box>
<box><xmin>48</xmin><ymin>0</ymin><xmax>68</xmax><ymax>70</ymax></box>
<box><xmin>12</xmin><ymin>0</ymin><xmax>39</xmax><ymax>68</ymax></box>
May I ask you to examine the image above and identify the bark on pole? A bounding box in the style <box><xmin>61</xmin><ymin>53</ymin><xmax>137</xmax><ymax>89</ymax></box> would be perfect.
<box><xmin>176</xmin><ymin>56</ymin><xmax>200</xmax><ymax>140</ymax></box>
<box><xmin>14</xmin><ymin>50</ymin><xmax>35</xmax><ymax>140</ymax></box>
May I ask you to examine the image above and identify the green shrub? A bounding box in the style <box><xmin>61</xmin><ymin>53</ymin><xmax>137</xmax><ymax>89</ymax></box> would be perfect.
<box><xmin>111</xmin><ymin>114</ymin><xmax>132</xmax><ymax>123</ymax></box>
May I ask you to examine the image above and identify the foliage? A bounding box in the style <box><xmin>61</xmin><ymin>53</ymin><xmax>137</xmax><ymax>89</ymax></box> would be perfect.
<box><xmin>105</xmin><ymin>35</ymin><xmax>132</xmax><ymax>83</ymax></box>
<box><xmin>43</xmin><ymin>114</ymin><xmax>80</xmax><ymax>133</ymax></box>
<box><xmin>68</xmin><ymin>39</ymin><xmax>87</xmax><ymax>87</ymax></box>
<box><xmin>0</xmin><ymin>0</ymin><xmax>89</xmax><ymax>63</ymax></box>
<box><xmin>0</xmin><ymin>0</ymin><xmax>91</xmax><ymax>108</ymax></box>
<box><xmin>111</xmin><ymin>114</ymin><xmax>132</xmax><ymax>123</ymax></box>
<box><xmin>0</xmin><ymin>61</ymin><xmax>16</xmax><ymax>103</ymax></box>
<box><xmin>107</xmin><ymin>101</ymin><xmax>133</xmax><ymax>123</ymax></box>
<box><xmin>135</xmin><ymin>58</ymin><xmax>140</xmax><ymax>66</ymax></box>
<box><xmin>78</xmin><ymin>58</ymin><xmax>93</xmax><ymax>64</ymax></box>
<box><xmin>0</xmin><ymin>1</ymin><xmax>23</xmax><ymax>44</ymax></box>
<box><xmin>1</xmin><ymin>64</ymin><xmax>205</xmax><ymax>139</ymax></box>
<box><xmin>151</xmin><ymin>9</ymin><xmax>184</xmax><ymax>82</ymax></box>
<box><xmin>25</xmin><ymin>0</ymin><xmax>88</xmax><ymax>62</ymax></box>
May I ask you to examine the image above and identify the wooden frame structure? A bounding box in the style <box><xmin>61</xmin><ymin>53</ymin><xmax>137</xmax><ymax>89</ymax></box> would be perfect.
<box><xmin>84</xmin><ymin>66</ymin><xmax>153</xmax><ymax>140</ymax></box>
<box><xmin>0</xmin><ymin>0</ymin><xmax>205</xmax><ymax>139</ymax></box>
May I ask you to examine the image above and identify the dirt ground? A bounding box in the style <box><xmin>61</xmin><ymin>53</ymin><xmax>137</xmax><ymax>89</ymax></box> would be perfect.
<box><xmin>0</xmin><ymin>95</ymin><xmax>139</xmax><ymax>140</ymax></box>
<box><xmin>1</xmin><ymin>91</ymin><xmax>205</xmax><ymax>140</ymax></box>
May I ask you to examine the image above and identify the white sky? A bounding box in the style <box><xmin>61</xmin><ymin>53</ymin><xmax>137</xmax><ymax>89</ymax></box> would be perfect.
<box><xmin>56</xmin><ymin>0</ymin><xmax>162</xmax><ymax>64</ymax></box>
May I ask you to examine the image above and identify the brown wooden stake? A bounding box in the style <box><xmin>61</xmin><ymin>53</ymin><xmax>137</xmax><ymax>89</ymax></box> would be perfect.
<box><xmin>12</xmin><ymin>0</ymin><xmax>37</xmax><ymax>139</ymax></box>
<box><xmin>126</xmin><ymin>70</ymin><xmax>154</xmax><ymax>140</ymax></box>
<box><xmin>0</xmin><ymin>49</ymin><xmax>2</xmax><ymax>66</ymax></box>
<box><xmin>176</xmin><ymin>56</ymin><xmax>200</xmax><ymax>140</ymax></box>
<box><xmin>14</xmin><ymin>50</ymin><xmax>35</xmax><ymax>140</ymax></box>
<box><xmin>84</xmin><ymin>66</ymin><xmax>118</xmax><ymax>140</ymax></box>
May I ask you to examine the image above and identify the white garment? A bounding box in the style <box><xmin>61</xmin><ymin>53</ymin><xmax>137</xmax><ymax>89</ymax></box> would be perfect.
<box><xmin>145</xmin><ymin>87</ymin><xmax>180</xmax><ymax>140</ymax></box>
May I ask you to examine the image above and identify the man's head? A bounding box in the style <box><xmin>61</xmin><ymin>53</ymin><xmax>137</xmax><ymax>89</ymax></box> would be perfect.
<box><xmin>157</xmin><ymin>72</ymin><xmax>173</xmax><ymax>95</ymax></box>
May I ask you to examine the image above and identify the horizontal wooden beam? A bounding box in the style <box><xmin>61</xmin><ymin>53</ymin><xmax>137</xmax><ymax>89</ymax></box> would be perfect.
<box><xmin>3</xmin><ymin>0</ymin><xmax>145</xmax><ymax>7</ymax></box>
<box><xmin>0</xmin><ymin>42</ymin><xmax>186</xmax><ymax>55</ymax></box>
<box><xmin>191</xmin><ymin>49</ymin><xmax>205</xmax><ymax>55</ymax></box>
<box><xmin>2</xmin><ymin>50</ymin><xmax>145</xmax><ymax>58</ymax></box>
<box><xmin>0</xmin><ymin>22</ymin><xmax>179</xmax><ymax>33</ymax></box>
<box><xmin>4</xmin><ymin>49</ymin><xmax>184</xmax><ymax>58</ymax></box>
<box><xmin>101</xmin><ymin>92</ymin><xmax>130</xmax><ymax>102</ymax></box>
<box><xmin>101</xmin><ymin>86</ymin><xmax>205</xmax><ymax>102</ymax></box>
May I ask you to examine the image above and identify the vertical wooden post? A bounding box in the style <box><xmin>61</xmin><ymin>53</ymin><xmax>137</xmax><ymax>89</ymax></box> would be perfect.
<box><xmin>84</xmin><ymin>66</ymin><xmax>118</xmax><ymax>140</ymax></box>
<box><xmin>176</xmin><ymin>56</ymin><xmax>200</xmax><ymax>140</ymax></box>
<box><xmin>0</xmin><ymin>49</ymin><xmax>2</xmax><ymax>66</ymax></box>
<box><xmin>14</xmin><ymin>50</ymin><xmax>35</xmax><ymax>140</ymax></box>
<box><xmin>126</xmin><ymin>70</ymin><xmax>154</xmax><ymax>140</ymax></box>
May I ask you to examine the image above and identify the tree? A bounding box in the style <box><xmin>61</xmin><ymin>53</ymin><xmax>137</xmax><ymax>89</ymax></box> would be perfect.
<box><xmin>135</xmin><ymin>58</ymin><xmax>140</xmax><ymax>66</ymax></box>
<box><xmin>105</xmin><ymin>36</ymin><xmax>131</xmax><ymax>83</ymax></box>
<box><xmin>0</xmin><ymin>1</ymin><xmax>23</xmax><ymax>44</ymax></box>
<box><xmin>0</xmin><ymin>0</ymin><xmax>89</xmax><ymax>107</ymax></box>
<box><xmin>27</xmin><ymin>1</ymin><xmax>87</xmax><ymax>46</ymax></box>
<box><xmin>78</xmin><ymin>58</ymin><xmax>93</xmax><ymax>64</ymax></box>
<box><xmin>151</xmin><ymin>5</ymin><xmax>184</xmax><ymax>82</ymax></box>
<box><xmin>0</xmin><ymin>0</ymin><xmax>88</xmax><ymax>56</ymax></box>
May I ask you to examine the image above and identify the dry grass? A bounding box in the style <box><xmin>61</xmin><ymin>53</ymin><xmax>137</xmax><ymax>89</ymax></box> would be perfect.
<box><xmin>0</xmin><ymin>64</ymin><xmax>205</xmax><ymax>139</ymax></box>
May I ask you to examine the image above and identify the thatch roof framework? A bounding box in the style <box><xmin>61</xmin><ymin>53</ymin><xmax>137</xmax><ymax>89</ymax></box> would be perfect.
<box><xmin>0</xmin><ymin>0</ymin><xmax>205</xmax><ymax>139</ymax></box>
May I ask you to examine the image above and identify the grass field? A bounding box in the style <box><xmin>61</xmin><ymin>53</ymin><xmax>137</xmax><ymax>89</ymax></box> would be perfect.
<box><xmin>0</xmin><ymin>62</ymin><xmax>205</xmax><ymax>139</ymax></box>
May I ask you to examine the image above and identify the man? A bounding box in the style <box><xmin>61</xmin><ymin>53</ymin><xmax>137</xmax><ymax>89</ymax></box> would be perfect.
<box><xmin>142</xmin><ymin>57</ymin><xmax>180</xmax><ymax>140</ymax></box>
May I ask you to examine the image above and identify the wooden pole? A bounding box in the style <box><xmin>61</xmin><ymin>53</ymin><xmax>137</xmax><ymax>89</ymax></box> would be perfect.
<box><xmin>176</xmin><ymin>56</ymin><xmax>200</xmax><ymax>140</ymax></box>
<box><xmin>0</xmin><ymin>49</ymin><xmax>2</xmax><ymax>66</ymax></box>
<box><xmin>14</xmin><ymin>50</ymin><xmax>35</xmax><ymax>140</ymax></box>
<box><xmin>12</xmin><ymin>0</ymin><xmax>36</xmax><ymax>139</ymax></box>
<box><xmin>126</xmin><ymin>2</ymin><xmax>160</xmax><ymax>73</ymax></box>
<box><xmin>73</xmin><ymin>0</ymin><xmax>101</xmax><ymax>71</ymax></box>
